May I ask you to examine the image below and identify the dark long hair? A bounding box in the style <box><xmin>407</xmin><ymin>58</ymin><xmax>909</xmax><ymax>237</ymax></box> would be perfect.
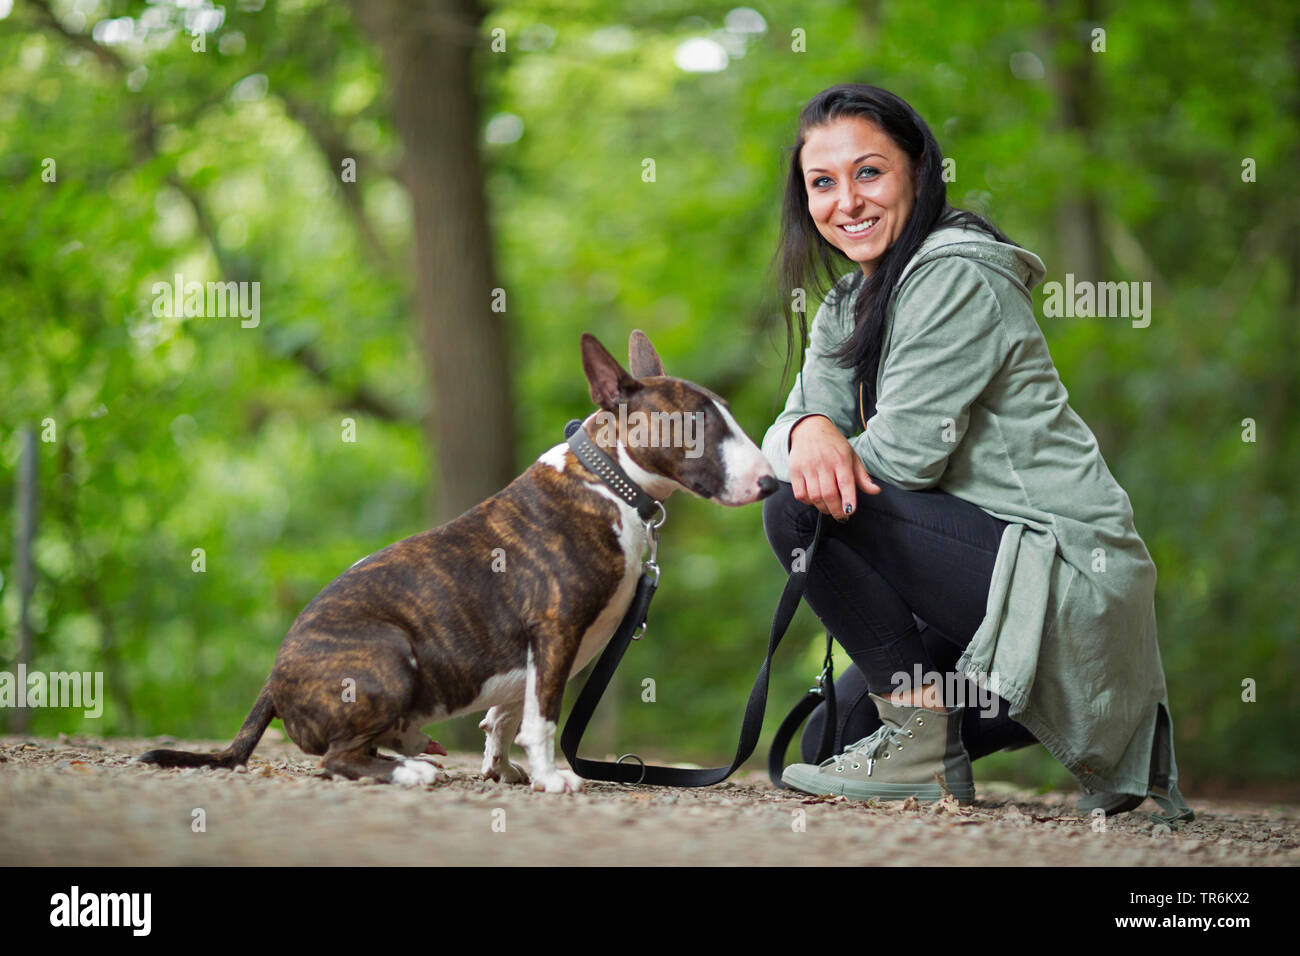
<box><xmin>771</xmin><ymin>83</ymin><xmax>1020</xmax><ymax>418</ymax></box>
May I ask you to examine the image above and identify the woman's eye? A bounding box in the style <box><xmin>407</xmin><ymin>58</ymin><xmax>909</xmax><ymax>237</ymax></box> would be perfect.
<box><xmin>811</xmin><ymin>168</ymin><xmax>877</xmax><ymax>189</ymax></box>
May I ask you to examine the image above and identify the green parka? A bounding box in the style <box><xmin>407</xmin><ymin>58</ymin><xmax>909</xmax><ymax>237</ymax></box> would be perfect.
<box><xmin>761</xmin><ymin>223</ymin><xmax>1192</xmax><ymax>821</ymax></box>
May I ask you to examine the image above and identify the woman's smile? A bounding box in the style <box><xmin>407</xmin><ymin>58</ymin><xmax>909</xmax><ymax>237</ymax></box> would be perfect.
<box><xmin>838</xmin><ymin>216</ymin><xmax>880</xmax><ymax>238</ymax></box>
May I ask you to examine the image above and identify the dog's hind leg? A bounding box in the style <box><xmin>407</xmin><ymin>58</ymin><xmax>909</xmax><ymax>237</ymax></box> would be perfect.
<box><xmin>321</xmin><ymin>740</ymin><xmax>447</xmax><ymax>786</ymax></box>
<box><xmin>479</xmin><ymin>702</ymin><xmax>528</xmax><ymax>784</ymax></box>
<box><xmin>279</xmin><ymin>624</ymin><xmax>447</xmax><ymax>786</ymax></box>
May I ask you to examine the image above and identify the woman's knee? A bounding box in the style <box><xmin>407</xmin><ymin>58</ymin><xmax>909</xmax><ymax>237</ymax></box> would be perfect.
<box><xmin>762</xmin><ymin>480</ymin><xmax>819</xmax><ymax>566</ymax></box>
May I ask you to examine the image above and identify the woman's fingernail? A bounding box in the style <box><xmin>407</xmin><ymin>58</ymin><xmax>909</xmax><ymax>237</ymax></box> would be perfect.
<box><xmin>844</xmin><ymin>503</ymin><xmax>853</xmax><ymax>514</ymax></box>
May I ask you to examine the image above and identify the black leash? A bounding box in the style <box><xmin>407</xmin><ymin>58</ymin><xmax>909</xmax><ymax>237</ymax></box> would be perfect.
<box><xmin>765</xmin><ymin>626</ymin><xmax>838</xmax><ymax>784</ymax></box>
<box><xmin>559</xmin><ymin>508</ymin><xmax>833</xmax><ymax>787</ymax></box>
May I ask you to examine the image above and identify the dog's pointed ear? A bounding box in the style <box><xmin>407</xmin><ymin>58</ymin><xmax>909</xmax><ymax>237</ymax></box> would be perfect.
<box><xmin>581</xmin><ymin>333</ymin><xmax>639</xmax><ymax>411</ymax></box>
<box><xmin>628</xmin><ymin>329</ymin><xmax>665</xmax><ymax>378</ymax></box>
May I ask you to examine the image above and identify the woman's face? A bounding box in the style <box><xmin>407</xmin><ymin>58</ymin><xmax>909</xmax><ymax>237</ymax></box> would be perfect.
<box><xmin>800</xmin><ymin>116</ymin><xmax>916</xmax><ymax>277</ymax></box>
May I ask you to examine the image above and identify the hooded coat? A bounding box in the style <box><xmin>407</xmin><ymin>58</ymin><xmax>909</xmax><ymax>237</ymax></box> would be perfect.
<box><xmin>761</xmin><ymin>222</ymin><xmax>1191</xmax><ymax>820</ymax></box>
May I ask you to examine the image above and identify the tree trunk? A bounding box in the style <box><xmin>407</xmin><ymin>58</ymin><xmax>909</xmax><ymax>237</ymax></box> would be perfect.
<box><xmin>352</xmin><ymin>0</ymin><xmax>516</xmax><ymax>524</ymax></box>
<box><xmin>1045</xmin><ymin>0</ymin><xmax>1106</xmax><ymax>284</ymax></box>
<box><xmin>11</xmin><ymin>427</ymin><xmax>37</xmax><ymax>732</ymax></box>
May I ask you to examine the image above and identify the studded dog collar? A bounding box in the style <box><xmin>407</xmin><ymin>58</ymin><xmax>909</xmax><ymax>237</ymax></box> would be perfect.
<box><xmin>564</xmin><ymin>419</ymin><xmax>663</xmax><ymax>523</ymax></box>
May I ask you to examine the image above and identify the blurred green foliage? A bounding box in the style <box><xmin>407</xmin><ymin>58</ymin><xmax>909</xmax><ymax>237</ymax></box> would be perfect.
<box><xmin>1</xmin><ymin>0</ymin><xmax>1296</xmax><ymax>791</ymax></box>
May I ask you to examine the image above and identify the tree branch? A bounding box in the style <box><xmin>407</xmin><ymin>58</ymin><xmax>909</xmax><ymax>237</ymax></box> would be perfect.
<box><xmin>278</xmin><ymin>95</ymin><xmax>398</xmax><ymax>274</ymax></box>
<box><xmin>27</xmin><ymin>0</ymin><xmax>415</xmax><ymax>424</ymax></box>
<box><xmin>167</xmin><ymin>174</ymin><xmax>415</xmax><ymax>423</ymax></box>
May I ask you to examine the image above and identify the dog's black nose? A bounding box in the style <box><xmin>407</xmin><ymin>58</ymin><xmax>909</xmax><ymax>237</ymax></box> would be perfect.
<box><xmin>757</xmin><ymin>475</ymin><xmax>778</xmax><ymax>498</ymax></box>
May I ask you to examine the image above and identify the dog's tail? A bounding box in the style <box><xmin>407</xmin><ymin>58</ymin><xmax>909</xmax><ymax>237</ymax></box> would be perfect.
<box><xmin>138</xmin><ymin>681</ymin><xmax>276</xmax><ymax>769</ymax></box>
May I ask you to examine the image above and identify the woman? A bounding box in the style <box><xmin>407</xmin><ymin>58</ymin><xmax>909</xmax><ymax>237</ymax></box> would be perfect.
<box><xmin>760</xmin><ymin>84</ymin><xmax>1191</xmax><ymax>823</ymax></box>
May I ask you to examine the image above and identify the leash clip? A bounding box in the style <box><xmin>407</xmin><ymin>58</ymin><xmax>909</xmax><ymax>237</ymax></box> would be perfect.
<box><xmin>643</xmin><ymin>501</ymin><xmax>666</xmax><ymax>583</ymax></box>
<box><xmin>810</xmin><ymin>663</ymin><xmax>832</xmax><ymax>696</ymax></box>
<box><xmin>629</xmin><ymin>502</ymin><xmax>666</xmax><ymax>639</ymax></box>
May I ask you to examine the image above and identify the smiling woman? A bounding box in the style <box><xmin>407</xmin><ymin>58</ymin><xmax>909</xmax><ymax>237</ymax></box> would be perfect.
<box><xmin>759</xmin><ymin>83</ymin><xmax>1192</xmax><ymax>824</ymax></box>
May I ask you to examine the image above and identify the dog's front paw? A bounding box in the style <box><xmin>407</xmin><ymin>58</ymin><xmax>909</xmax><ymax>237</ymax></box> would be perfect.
<box><xmin>530</xmin><ymin>768</ymin><xmax>584</xmax><ymax>794</ymax></box>
<box><xmin>391</xmin><ymin>759</ymin><xmax>447</xmax><ymax>788</ymax></box>
<box><xmin>483</xmin><ymin>760</ymin><xmax>530</xmax><ymax>785</ymax></box>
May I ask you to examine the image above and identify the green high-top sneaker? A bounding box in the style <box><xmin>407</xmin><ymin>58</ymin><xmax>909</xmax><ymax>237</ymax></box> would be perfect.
<box><xmin>782</xmin><ymin>692</ymin><xmax>975</xmax><ymax>804</ymax></box>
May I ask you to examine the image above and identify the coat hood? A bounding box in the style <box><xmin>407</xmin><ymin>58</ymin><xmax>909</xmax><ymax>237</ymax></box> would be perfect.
<box><xmin>897</xmin><ymin>221</ymin><xmax>1046</xmax><ymax>296</ymax></box>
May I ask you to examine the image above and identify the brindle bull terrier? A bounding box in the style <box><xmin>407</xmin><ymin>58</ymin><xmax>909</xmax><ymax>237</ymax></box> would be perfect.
<box><xmin>140</xmin><ymin>331</ymin><xmax>777</xmax><ymax>792</ymax></box>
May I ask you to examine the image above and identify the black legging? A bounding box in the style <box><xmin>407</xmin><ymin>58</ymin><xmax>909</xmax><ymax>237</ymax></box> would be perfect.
<box><xmin>762</xmin><ymin>479</ymin><xmax>1037</xmax><ymax>762</ymax></box>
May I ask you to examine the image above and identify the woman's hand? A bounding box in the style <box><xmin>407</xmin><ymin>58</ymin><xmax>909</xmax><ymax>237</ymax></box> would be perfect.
<box><xmin>788</xmin><ymin>415</ymin><xmax>881</xmax><ymax>520</ymax></box>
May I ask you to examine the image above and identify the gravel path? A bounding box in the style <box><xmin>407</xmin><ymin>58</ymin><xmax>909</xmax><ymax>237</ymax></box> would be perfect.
<box><xmin>2</xmin><ymin>733</ymin><xmax>1296</xmax><ymax>866</ymax></box>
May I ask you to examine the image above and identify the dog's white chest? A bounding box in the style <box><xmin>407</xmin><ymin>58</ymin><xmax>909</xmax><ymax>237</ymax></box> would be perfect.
<box><xmin>568</xmin><ymin>483</ymin><xmax>649</xmax><ymax>677</ymax></box>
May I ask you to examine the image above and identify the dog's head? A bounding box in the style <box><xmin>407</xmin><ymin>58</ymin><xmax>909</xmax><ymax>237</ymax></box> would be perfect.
<box><xmin>579</xmin><ymin>330</ymin><xmax>777</xmax><ymax>506</ymax></box>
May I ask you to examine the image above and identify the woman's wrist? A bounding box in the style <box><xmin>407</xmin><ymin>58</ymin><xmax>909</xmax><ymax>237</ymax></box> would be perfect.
<box><xmin>789</xmin><ymin>414</ymin><xmax>832</xmax><ymax>450</ymax></box>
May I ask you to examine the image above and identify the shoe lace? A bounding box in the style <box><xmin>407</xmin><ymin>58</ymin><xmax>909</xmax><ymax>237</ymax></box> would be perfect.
<box><xmin>820</xmin><ymin>722</ymin><xmax>914</xmax><ymax>775</ymax></box>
